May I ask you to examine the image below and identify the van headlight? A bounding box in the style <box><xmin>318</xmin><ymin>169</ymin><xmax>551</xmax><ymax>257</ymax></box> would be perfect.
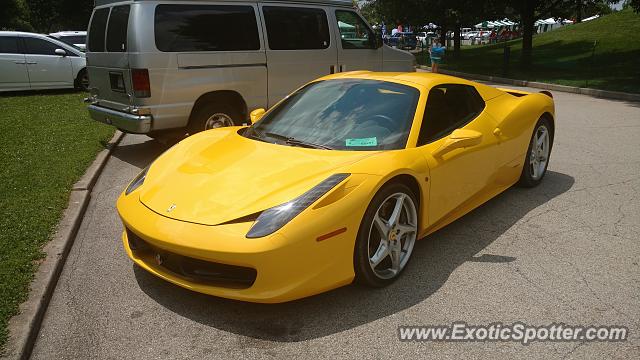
<box><xmin>246</xmin><ymin>174</ymin><xmax>350</xmax><ymax>238</ymax></box>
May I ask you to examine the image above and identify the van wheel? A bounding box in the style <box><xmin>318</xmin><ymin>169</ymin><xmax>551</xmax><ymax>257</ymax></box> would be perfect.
<box><xmin>75</xmin><ymin>69</ymin><xmax>89</xmax><ymax>91</ymax></box>
<box><xmin>188</xmin><ymin>103</ymin><xmax>241</xmax><ymax>134</ymax></box>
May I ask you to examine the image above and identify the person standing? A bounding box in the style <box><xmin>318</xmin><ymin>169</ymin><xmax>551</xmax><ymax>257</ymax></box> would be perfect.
<box><xmin>429</xmin><ymin>41</ymin><xmax>445</xmax><ymax>73</ymax></box>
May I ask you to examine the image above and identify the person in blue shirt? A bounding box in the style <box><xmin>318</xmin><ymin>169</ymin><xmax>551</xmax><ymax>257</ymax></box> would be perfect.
<box><xmin>429</xmin><ymin>41</ymin><xmax>445</xmax><ymax>73</ymax></box>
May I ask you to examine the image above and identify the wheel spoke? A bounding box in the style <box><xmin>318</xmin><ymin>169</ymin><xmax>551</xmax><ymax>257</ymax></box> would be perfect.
<box><xmin>396</xmin><ymin>223</ymin><xmax>416</xmax><ymax>236</ymax></box>
<box><xmin>370</xmin><ymin>241</ymin><xmax>389</xmax><ymax>268</ymax></box>
<box><xmin>373</xmin><ymin>213</ymin><xmax>389</xmax><ymax>238</ymax></box>
<box><xmin>536</xmin><ymin>129</ymin><xmax>546</xmax><ymax>148</ymax></box>
<box><xmin>388</xmin><ymin>195</ymin><xmax>405</xmax><ymax>226</ymax></box>
<box><xmin>389</xmin><ymin>242</ymin><xmax>402</xmax><ymax>271</ymax></box>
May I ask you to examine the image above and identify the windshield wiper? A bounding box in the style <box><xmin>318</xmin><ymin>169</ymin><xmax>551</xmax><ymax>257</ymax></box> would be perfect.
<box><xmin>265</xmin><ymin>132</ymin><xmax>333</xmax><ymax>150</ymax></box>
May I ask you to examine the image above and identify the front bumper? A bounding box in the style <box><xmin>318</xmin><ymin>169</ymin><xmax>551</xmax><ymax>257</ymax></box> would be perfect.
<box><xmin>116</xmin><ymin>189</ymin><xmax>370</xmax><ymax>303</ymax></box>
<box><xmin>88</xmin><ymin>104</ymin><xmax>152</xmax><ymax>134</ymax></box>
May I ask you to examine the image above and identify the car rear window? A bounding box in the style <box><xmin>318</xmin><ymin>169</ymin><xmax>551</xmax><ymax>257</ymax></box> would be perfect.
<box><xmin>88</xmin><ymin>7</ymin><xmax>109</xmax><ymax>52</ymax></box>
<box><xmin>154</xmin><ymin>4</ymin><xmax>260</xmax><ymax>52</ymax></box>
<box><xmin>263</xmin><ymin>6</ymin><xmax>330</xmax><ymax>50</ymax></box>
<box><xmin>106</xmin><ymin>5</ymin><xmax>130</xmax><ymax>52</ymax></box>
<box><xmin>0</xmin><ymin>36</ymin><xmax>20</xmax><ymax>54</ymax></box>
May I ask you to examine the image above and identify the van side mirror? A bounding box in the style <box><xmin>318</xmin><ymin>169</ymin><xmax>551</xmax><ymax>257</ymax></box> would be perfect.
<box><xmin>54</xmin><ymin>48</ymin><xmax>67</xmax><ymax>56</ymax></box>
<box><xmin>250</xmin><ymin>108</ymin><xmax>266</xmax><ymax>123</ymax></box>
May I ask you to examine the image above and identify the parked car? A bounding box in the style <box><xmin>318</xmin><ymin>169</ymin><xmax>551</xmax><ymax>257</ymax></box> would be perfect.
<box><xmin>117</xmin><ymin>71</ymin><xmax>555</xmax><ymax>302</ymax></box>
<box><xmin>85</xmin><ymin>0</ymin><xmax>415</xmax><ymax>140</ymax></box>
<box><xmin>49</xmin><ymin>31</ymin><xmax>87</xmax><ymax>51</ymax></box>
<box><xmin>0</xmin><ymin>31</ymin><xmax>88</xmax><ymax>92</ymax></box>
<box><xmin>462</xmin><ymin>31</ymin><xmax>479</xmax><ymax>40</ymax></box>
<box><xmin>387</xmin><ymin>32</ymin><xmax>418</xmax><ymax>50</ymax></box>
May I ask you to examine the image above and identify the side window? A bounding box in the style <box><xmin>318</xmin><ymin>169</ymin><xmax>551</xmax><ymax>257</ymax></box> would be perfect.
<box><xmin>88</xmin><ymin>7</ymin><xmax>110</xmax><ymax>52</ymax></box>
<box><xmin>154</xmin><ymin>5</ymin><xmax>260</xmax><ymax>52</ymax></box>
<box><xmin>417</xmin><ymin>84</ymin><xmax>485</xmax><ymax>146</ymax></box>
<box><xmin>106</xmin><ymin>5</ymin><xmax>130</xmax><ymax>52</ymax></box>
<box><xmin>23</xmin><ymin>38</ymin><xmax>60</xmax><ymax>55</ymax></box>
<box><xmin>335</xmin><ymin>10</ymin><xmax>375</xmax><ymax>49</ymax></box>
<box><xmin>263</xmin><ymin>6</ymin><xmax>329</xmax><ymax>50</ymax></box>
<box><xmin>0</xmin><ymin>37</ymin><xmax>21</xmax><ymax>54</ymax></box>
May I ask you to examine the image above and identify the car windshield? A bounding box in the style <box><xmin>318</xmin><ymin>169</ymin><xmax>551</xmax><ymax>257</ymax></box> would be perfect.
<box><xmin>243</xmin><ymin>79</ymin><xmax>420</xmax><ymax>151</ymax></box>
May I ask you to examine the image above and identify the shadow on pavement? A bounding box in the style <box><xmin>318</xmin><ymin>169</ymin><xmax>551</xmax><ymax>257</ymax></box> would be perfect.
<box><xmin>134</xmin><ymin>170</ymin><xmax>574</xmax><ymax>342</ymax></box>
<box><xmin>111</xmin><ymin>137</ymin><xmax>174</xmax><ymax>169</ymax></box>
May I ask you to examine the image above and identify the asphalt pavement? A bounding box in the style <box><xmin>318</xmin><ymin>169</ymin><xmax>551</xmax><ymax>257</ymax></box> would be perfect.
<box><xmin>30</xmin><ymin>83</ymin><xmax>640</xmax><ymax>359</ymax></box>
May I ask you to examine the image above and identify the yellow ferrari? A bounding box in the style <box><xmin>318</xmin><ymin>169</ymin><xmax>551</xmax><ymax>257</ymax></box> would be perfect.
<box><xmin>117</xmin><ymin>72</ymin><xmax>555</xmax><ymax>303</ymax></box>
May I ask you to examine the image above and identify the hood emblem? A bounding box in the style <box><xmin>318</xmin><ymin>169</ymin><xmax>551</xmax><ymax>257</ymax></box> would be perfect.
<box><xmin>166</xmin><ymin>204</ymin><xmax>177</xmax><ymax>213</ymax></box>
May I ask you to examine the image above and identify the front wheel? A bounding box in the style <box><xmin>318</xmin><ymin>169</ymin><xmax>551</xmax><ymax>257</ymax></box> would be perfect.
<box><xmin>518</xmin><ymin>117</ymin><xmax>553</xmax><ymax>187</ymax></box>
<box><xmin>354</xmin><ymin>183</ymin><xmax>418</xmax><ymax>287</ymax></box>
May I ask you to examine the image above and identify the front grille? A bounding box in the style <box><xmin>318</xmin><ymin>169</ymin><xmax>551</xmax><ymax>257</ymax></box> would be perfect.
<box><xmin>126</xmin><ymin>228</ymin><xmax>256</xmax><ymax>289</ymax></box>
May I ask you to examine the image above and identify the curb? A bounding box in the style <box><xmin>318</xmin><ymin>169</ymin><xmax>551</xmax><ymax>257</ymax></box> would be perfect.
<box><xmin>417</xmin><ymin>65</ymin><xmax>640</xmax><ymax>102</ymax></box>
<box><xmin>2</xmin><ymin>130</ymin><xmax>124</xmax><ymax>360</ymax></box>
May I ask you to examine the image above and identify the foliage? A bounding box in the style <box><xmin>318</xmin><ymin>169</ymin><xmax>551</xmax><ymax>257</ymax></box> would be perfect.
<box><xmin>0</xmin><ymin>0</ymin><xmax>33</xmax><ymax>31</ymax></box>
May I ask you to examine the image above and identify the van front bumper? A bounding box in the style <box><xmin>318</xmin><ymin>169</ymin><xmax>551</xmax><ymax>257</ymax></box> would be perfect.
<box><xmin>88</xmin><ymin>104</ymin><xmax>152</xmax><ymax>134</ymax></box>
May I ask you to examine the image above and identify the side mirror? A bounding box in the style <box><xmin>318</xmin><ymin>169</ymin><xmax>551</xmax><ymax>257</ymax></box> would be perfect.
<box><xmin>250</xmin><ymin>108</ymin><xmax>266</xmax><ymax>123</ymax></box>
<box><xmin>54</xmin><ymin>48</ymin><xmax>66</xmax><ymax>56</ymax></box>
<box><xmin>432</xmin><ymin>129</ymin><xmax>483</xmax><ymax>158</ymax></box>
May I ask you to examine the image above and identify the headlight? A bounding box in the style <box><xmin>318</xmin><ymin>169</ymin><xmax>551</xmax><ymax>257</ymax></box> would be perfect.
<box><xmin>125</xmin><ymin>167</ymin><xmax>148</xmax><ymax>195</ymax></box>
<box><xmin>246</xmin><ymin>173</ymin><xmax>350</xmax><ymax>238</ymax></box>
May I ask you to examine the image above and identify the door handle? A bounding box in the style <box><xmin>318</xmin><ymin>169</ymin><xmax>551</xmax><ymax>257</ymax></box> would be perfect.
<box><xmin>14</xmin><ymin>61</ymin><xmax>26</xmax><ymax>64</ymax></box>
<box><xmin>330</xmin><ymin>65</ymin><xmax>335</xmax><ymax>74</ymax></box>
<box><xmin>339</xmin><ymin>64</ymin><xmax>345</xmax><ymax>72</ymax></box>
<box><xmin>26</xmin><ymin>61</ymin><xmax>37</xmax><ymax>65</ymax></box>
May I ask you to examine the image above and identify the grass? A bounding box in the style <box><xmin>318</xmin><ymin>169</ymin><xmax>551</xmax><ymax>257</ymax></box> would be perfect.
<box><xmin>417</xmin><ymin>8</ymin><xmax>640</xmax><ymax>93</ymax></box>
<box><xmin>0</xmin><ymin>91</ymin><xmax>114</xmax><ymax>351</ymax></box>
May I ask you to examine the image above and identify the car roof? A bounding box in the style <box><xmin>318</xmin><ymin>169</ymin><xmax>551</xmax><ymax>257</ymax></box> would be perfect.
<box><xmin>318</xmin><ymin>71</ymin><xmax>505</xmax><ymax>100</ymax></box>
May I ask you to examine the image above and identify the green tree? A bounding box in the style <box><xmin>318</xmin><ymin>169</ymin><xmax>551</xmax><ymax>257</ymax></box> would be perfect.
<box><xmin>0</xmin><ymin>0</ymin><xmax>33</xmax><ymax>31</ymax></box>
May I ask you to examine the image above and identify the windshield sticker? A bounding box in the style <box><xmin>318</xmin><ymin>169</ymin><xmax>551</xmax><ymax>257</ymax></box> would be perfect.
<box><xmin>346</xmin><ymin>137</ymin><xmax>377</xmax><ymax>147</ymax></box>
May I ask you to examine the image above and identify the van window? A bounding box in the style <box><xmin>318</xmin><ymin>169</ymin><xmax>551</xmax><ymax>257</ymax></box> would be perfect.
<box><xmin>106</xmin><ymin>5</ymin><xmax>130</xmax><ymax>52</ymax></box>
<box><xmin>263</xmin><ymin>6</ymin><xmax>329</xmax><ymax>50</ymax></box>
<box><xmin>88</xmin><ymin>7</ymin><xmax>110</xmax><ymax>52</ymax></box>
<box><xmin>335</xmin><ymin>10</ymin><xmax>375</xmax><ymax>49</ymax></box>
<box><xmin>154</xmin><ymin>5</ymin><xmax>260</xmax><ymax>52</ymax></box>
<box><xmin>0</xmin><ymin>37</ymin><xmax>20</xmax><ymax>54</ymax></box>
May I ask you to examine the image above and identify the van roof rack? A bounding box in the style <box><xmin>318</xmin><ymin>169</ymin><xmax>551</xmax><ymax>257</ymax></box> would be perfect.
<box><xmin>94</xmin><ymin>0</ymin><xmax>355</xmax><ymax>7</ymax></box>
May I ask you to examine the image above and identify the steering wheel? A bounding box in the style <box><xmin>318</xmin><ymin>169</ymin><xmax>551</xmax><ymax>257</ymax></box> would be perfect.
<box><xmin>372</xmin><ymin>114</ymin><xmax>395</xmax><ymax>129</ymax></box>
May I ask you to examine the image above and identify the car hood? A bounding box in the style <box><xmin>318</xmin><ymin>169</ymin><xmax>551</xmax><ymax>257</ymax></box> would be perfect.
<box><xmin>139</xmin><ymin>128</ymin><xmax>377</xmax><ymax>225</ymax></box>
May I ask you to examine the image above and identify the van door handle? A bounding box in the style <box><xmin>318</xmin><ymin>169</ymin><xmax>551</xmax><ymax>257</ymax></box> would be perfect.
<box><xmin>330</xmin><ymin>65</ymin><xmax>335</xmax><ymax>74</ymax></box>
<box><xmin>339</xmin><ymin>64</ymin><xmax>345</xmax><ymax>72</ymax></box>
<box><xmin>14</xmin><ymin>61</ymin><xmax>26</xmax><ymax>64</ymax></box>
<box><xmin>26</xmin><ymin>61</ymin><xmax>37</xmax><ymax>65</ymax></box>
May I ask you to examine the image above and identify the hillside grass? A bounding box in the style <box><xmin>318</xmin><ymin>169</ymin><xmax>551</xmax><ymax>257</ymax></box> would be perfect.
<box><xmin>417</xmin><ymin>8</ymin><xmax>640</xmax><ymax>93</ymax></box>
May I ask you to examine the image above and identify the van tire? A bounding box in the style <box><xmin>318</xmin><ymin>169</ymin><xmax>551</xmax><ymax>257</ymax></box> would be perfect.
<box><xmin>188</xmin><ymin>102</ymin><xmax>241</xmax><ymax>135</ymax></box>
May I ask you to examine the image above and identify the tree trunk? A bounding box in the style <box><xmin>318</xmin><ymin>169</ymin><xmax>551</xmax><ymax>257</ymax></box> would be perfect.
<box><xmin>439</xmin><ymin>25</ymin><xmax>447</xmax><ymax>47</ymax></box>
<box><xmin>576</xmin><ymin>0</ymin><xmax>583</xmax><ymax>22</ymax></box>
<box><xmin>454</xmin><ymin>23</ymin><xmax>461</xmax><ymax>57</ymax></box>
<box><xmin>520</xmin><ymin>0</ymin><xmax>535</xmax><ymax>68</ymax></box>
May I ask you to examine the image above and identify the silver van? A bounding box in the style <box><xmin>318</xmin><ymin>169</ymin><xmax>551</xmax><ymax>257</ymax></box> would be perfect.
<box><xmin>86</xmin><ymin>0</ymin><xmax>415</xmax><ymax>139</ymax></box>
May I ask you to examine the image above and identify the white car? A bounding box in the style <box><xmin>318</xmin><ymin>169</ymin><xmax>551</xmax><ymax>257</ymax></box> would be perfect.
<box><xmin>0</xmin><ymin>31</ymin><xmax>87</xmax><ymax>92</ymax></box>
<box><xmin>49</xmin><ymin>31</ymin><xmax>87</xmax><ymax>51</ymax></box>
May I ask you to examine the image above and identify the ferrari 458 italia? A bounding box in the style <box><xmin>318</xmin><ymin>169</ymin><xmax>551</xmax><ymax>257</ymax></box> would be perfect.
<box><xmin>117</xmin><ymin>72</ymin><xmax>555</xmax><ymax>303</ymax></box>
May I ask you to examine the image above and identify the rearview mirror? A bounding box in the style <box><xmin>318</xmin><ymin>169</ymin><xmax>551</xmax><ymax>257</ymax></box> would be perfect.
<box><xmin>432</xmin><ymin>129</ymin><xmax>483</xmax><ymax>158</ymax></box>
<box><xmin>54</xmin><ymin>48</ymin><xmax>66</xmax><ymax>56</ymax></box>
<box><xmin>250</xmin><ymin>108</ymin><xmax>266</xmax><ymax>123</ymax></box>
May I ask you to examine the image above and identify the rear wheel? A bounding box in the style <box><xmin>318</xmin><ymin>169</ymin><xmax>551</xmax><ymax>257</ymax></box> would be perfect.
<box><xmin>518</xmin><ymin>117</ymin><xmax>553</xmax><ymax>187</ymax></box>
<box><xmin>75</xmin><ymin>69</ymin><xmax>89</xmax><ymax>91</ymax></box>
<box><xmin>187</xmin><ymin>102</ymin><xmax>241</xmax><ymax>135</ymax></box>
<box><xmin>354</xmin><ymin>183</ymin><xmax>418</xmax><ymax>287</ymax></box>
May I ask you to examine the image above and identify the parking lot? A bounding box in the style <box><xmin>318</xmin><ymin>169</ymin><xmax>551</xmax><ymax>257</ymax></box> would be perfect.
<box><xmin>27</xmin><ymin>81</ymin><xmax>640</xmax><ymax>359</ymax></box>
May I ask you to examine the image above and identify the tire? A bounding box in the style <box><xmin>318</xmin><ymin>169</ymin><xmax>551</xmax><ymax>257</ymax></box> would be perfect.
<box><xmin>517</xmin><ymin>116</ymin><xmax>554</xmax><ymax>187</ymax></box>
<box><xmin>75</xmin><ymin>69</ymin><xmax>89</xmax><ymax>91</ymax></box>
<box><xmin>187</xmin><ymin>102</ymin><xmax>242</xmax><ymax>135</ymax></box>
<box><xmin>354</xmin><ymin>182</ymin><xmax>419</xmax><ymax>287</ymax></box>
